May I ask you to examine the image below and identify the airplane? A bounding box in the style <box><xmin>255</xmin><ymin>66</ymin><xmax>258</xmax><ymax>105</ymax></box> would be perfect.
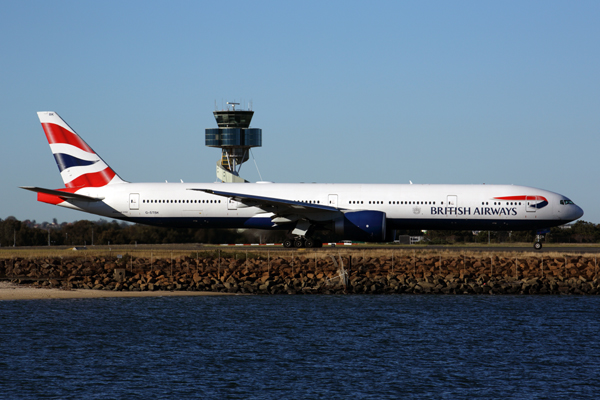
<box><xmin>21</xmin><ymin>111</ymin><xmax>584</xmax><ymax>249</ymax></box>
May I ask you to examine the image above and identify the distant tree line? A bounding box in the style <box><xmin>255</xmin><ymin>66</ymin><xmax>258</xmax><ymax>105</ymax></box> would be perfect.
<box><xmin>423</xmin><ymin>220</ymin><xmax>600</xmax><ymax>244</ymax></box>
<box><xmin>0</xmin><ymin>216</ymin><xmax>598</xmax><ymax>247</ymax></box>
<box><xmin>0</xmin><ymin>217</ymin><xmax>287</xmax><ymax>247</ymax></box>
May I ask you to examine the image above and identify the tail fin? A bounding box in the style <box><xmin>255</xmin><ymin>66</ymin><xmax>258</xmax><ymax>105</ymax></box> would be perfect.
<box><xmin>37</xmin><ymin>111</ymin><xmax>126</xmax><ymax>188</ymax></box>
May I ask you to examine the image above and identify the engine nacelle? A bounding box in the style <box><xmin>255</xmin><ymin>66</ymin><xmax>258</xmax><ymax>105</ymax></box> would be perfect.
<box><xmin>334</xmin><ymin>210</ymin><xmax>387</xmax><ymax>242</ymax></box>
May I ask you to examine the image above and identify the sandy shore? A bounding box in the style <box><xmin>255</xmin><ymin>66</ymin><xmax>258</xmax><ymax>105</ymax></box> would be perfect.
<box><xmin>0</xmin><ymin>282</ymin><xmax>232</xmax><ymax>301</ymax></box>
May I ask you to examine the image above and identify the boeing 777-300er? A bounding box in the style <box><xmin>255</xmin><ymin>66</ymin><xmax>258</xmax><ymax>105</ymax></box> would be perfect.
<box><xmin>22</xmin><ymin>112</ymin><xmax>584</xmax><ymax>249</ymax></box>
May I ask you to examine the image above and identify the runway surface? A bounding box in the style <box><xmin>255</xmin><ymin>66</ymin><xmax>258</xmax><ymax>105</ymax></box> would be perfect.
<box><xmin>402</xmin><ymin>245</ymin><xmax>600</xmax><ymax>254</ymax></box>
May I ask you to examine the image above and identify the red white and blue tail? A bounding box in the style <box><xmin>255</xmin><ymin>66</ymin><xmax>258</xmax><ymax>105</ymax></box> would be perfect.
<box><xmin>37</xmin><ymin>111</ymin><xmax>126</xmax><ymax>188</ymax></box>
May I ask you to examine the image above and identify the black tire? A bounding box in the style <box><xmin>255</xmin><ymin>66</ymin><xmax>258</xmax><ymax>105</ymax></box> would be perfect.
<box><xmin>534</xmin><ymin>242</ymin><xmax>543</xmax><ymax>250</ymax></box>
<box><xmin>294</xmin><ymin>238</ymin><xmax>304</xmax><ymax>248</ymax></box>
<box><xmin>304</xmin><ymin>238</ymin><xmax>315</xmax><ymax>248</ymax></box>
<box><xmin>283</xmin><ymin>239</ymin><xmax>293</xmax><ymax>248</ymax></box>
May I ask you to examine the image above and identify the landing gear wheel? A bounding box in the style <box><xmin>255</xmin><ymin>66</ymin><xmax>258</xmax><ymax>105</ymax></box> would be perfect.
<box><xmin>294</xmin><ymin>238</ymin><xmax>304</xmax><ymax>248</ymax></box>
<box><xmin>534</xmin><ymin>242</ymin><xmax>543</xmax><ymax>250</ymax></box>
<box><xmin>283</xmin><ymin>239</ymin><xmax>293</xmax><ymax>248</ymax></box>
<box><xmin>304</xmin><ymin>238</ymin><xmax>315</xmax><ymax>248</ymax></box>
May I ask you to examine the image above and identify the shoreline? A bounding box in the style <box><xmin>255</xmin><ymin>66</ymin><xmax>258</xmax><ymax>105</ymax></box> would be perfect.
<box><xmin>0</xmin><ymin>282</ymin><xmax>232</xmax><ymax>301</ymax></box>
<box><xmin>2</xmin><ymin>253</ymin><xmax>598</xmax><ymax>296</ymax></box>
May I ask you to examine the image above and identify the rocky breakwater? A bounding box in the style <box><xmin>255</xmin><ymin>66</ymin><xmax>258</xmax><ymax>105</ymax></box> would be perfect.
<box><xmin>1</xmin><ymin>253</ymin><xmax>599</xmax><ymax>295</ymax></box>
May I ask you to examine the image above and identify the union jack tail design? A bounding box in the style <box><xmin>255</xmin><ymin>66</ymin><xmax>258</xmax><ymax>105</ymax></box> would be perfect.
<box><xmin>37</xmin><ymin>112</ymin><xmax>126</xmax><ymax>188</ymax></box>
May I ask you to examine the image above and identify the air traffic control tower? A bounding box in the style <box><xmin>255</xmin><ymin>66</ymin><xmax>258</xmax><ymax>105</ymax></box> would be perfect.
<box><xmin>205</xmin><ymin>102</ymin><xmax>262</xmax><ymax>183</ymax></box>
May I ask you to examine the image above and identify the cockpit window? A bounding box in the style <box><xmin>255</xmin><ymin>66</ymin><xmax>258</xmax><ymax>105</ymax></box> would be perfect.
<box><xmin>560</xmin><ymin>199</ymin><xmax>575</xmax><ymax>205</ymax></box>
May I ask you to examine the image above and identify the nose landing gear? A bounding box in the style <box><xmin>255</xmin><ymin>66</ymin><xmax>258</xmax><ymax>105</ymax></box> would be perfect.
<box><xmin>533</xmin><ymin>233</ymin><xmax>546</xmax><ymax>250</ymax></box>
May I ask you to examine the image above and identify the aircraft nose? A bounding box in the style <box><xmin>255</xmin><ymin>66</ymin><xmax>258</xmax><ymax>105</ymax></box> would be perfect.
<box><xmin>574</xmin><ymin>205</ymin><xmax>584</xmax><ymax>220</ymax></box>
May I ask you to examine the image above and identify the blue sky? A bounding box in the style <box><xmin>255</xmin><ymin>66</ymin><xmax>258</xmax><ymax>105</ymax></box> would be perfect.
<box><xmin>2</xmin><ymin>0</ymin><xmax>599</xmax><ymax>224</ymax></box>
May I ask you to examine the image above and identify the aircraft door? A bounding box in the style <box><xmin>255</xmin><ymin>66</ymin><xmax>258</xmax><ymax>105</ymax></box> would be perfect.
<box><xmin>129</xmin><ymin>193</ymin><xmax>140</xmax><ymax>210</ymax></box>
<box><xmin>526</xmin><ymin>196</ymin><xmax>537</xmax><ymax>213</ymax></box>
<box><xmin>328</xmin><ymin>194</ymin><xmax>338</xmax><ymax>208</ymax></box>
<box><xmin>227</xmin><ymin>198</ymin><xmax>238</xmax><ymax>210</ymax></box>
<box><xmin>447</xmin><ymin>195</ymin><xmax>457</xmax><ymax>207</ymax></box>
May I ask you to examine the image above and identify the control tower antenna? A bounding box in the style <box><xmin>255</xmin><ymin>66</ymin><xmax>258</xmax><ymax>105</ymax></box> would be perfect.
<box><xmin>205</xmin><ymin>101</ymin><xmax>262</xmax><ymax>183</ymax></box>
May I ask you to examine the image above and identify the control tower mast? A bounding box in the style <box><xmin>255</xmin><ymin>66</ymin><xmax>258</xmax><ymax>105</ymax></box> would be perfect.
<box><xmin>205</xmin><ymin>102</ymin><xmax>262</xmax><ymax>183</ymax></box>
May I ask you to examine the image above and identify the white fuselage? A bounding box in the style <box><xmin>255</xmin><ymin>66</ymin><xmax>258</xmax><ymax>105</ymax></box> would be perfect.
<box><xmin>56</xmin><ymin>182</ymin><xmax>583</xmax><ymax>233</ymax></box>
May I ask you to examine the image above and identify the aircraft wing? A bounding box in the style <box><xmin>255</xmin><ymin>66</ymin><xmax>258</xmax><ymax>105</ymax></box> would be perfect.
<box><xmin>20</xmin><ymin>186</ymin><xmax>105</xmax><ymax>202</ymax></box>
<box><xmin>187</xmin><ymin>188</ymin><xmax>342</xmax><ymax>220</ymax></box>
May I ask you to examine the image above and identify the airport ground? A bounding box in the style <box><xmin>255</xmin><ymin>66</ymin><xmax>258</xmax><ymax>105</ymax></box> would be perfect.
<box><xmin>1</xmin><ymin>242</ymin><xmax>600</xmax><ymax>259</ymax></box>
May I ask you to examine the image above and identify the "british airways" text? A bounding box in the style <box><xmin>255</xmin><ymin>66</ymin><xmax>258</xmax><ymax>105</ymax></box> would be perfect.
<box><xmin>430</xmin><ymin>207</ymin><xmax>517</xmax><ymax>216</ymax></box>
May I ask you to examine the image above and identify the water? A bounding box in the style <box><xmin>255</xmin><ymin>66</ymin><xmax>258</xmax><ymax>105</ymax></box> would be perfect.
<box><xmin>1</xmin><ymin>295</ymin><xmax>599</xmax><ymax>399</ymax></box>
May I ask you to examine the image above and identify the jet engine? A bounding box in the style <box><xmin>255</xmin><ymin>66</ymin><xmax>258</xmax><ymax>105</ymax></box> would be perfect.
<box><xmin>334</xmin><ymin>210</ymin><xmax>387</xmax><ymax>242</ymax></box>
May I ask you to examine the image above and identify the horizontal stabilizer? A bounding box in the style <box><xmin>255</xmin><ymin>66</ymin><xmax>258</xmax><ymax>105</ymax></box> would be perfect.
<box><xmin>20</xmin><ymin>186</ymin><xmax>105</xmax><ymax>202</ymax></box>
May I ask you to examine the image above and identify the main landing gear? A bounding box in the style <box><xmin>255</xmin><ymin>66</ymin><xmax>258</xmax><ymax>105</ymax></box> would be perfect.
<box><xmin>283</xmin><ymin>237</ymin><xmax>323</xmax><ymax>248</ymax></box>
